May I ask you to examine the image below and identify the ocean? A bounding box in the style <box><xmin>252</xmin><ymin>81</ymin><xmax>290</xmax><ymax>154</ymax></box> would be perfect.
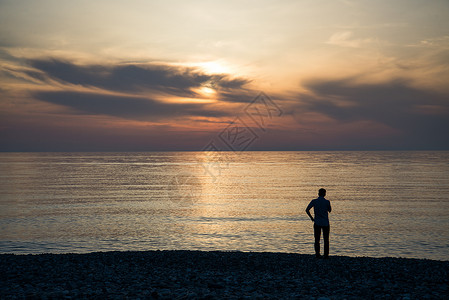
<box><xmin>0</xmin><ymin>151</ymin><xmax>448</xmax><ymax>260</ymax></box>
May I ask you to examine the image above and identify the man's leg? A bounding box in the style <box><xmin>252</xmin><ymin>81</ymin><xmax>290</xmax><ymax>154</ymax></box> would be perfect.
<box><xmin>313</xmin><ymin>224</ymin><xmax>321</xmax><ymax>258</ymax></box>
<box><xmin>323</xmin><ymin>225</ymin><xmax>330</xmax><ymax>258</ymax></box>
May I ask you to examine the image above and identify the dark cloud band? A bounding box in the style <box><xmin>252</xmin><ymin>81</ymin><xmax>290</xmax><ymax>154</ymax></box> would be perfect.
<box><xmin>36</xmin><ymin>91</ymin><xmax>230</xmax><ymax>121</ymax></box>
<box><xmin>28</xmin><ymin>59</ymin><xmax>250</xmax><ymax>97</ymax></box>
<box><xmin>26</xmin><ymin>58</ymin><xmax>254</xmax><ymax>120</ymax></box>
<box><xmin>298</xmin><ymin>78</ymin><xmax>449</xmax><ymax>149</ymax></box>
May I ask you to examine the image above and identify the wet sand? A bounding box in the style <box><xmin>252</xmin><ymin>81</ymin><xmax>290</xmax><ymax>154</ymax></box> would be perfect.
<box><xmin>1</xmin><ymin>250</ymin><xmax>448</xmax><ymax>299</ymax></box>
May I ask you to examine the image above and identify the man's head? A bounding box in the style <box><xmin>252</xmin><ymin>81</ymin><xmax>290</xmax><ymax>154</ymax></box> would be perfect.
<box><xmin>318</xmin><ymin>188</ymin><xmax>326</xmax><ymax>197</ymax></box>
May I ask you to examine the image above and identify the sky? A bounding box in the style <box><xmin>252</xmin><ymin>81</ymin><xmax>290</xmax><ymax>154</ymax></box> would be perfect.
<box><xmin>1</xmin><ymin>0</ymin><xmax>448</xmax><ymax>151</ymax></box>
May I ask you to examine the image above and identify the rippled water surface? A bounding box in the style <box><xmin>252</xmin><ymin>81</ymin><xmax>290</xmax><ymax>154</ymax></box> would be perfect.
<box><xmin>1</xmin><ymin>151</ymin><xmax>448</xmax><ymax>260</ymax></box>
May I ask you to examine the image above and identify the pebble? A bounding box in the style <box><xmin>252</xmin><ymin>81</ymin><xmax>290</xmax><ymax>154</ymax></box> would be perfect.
<box><xmin>0</xmin><ymin>250</ymin><xmax>448</xmax><ymax>299</ymax></box>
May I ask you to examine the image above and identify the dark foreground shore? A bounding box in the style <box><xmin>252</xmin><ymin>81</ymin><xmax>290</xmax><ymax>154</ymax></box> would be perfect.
<box><xmin>1</xmin><ymin>251</ymin><xmax>448</xmax><ymax>299</ymax></box>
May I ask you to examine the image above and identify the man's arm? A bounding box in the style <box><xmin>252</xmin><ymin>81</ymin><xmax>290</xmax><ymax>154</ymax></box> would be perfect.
<box><xmin>305</xmin><ymin>202</ymin><xmax>314</xmax><ymax>222</ymax></box>
<box><xmin>328</xmin><ymin>200</ymin><xmax>332</xmax><ymax>213</ymax></box>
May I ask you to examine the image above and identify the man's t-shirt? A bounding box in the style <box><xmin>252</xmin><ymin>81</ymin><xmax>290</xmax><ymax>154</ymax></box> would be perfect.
<box><xmin>306</xmin><ymin>196</ymin><xmax>331</xmax><ymax>226</ymax></box>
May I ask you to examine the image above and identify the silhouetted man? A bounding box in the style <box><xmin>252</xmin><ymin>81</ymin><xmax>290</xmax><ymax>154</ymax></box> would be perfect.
<box><xmin>306</xmin><ymin>188</ymin><xmax>332</xmax><ymax>258</ymax></box>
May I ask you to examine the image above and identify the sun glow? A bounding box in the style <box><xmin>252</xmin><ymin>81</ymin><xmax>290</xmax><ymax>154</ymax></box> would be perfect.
<box><xmin>189</xmin><ymin>85</ymin><xmax>217</xmax><ymax>99</ymax></box>
<box><xmin>167</xmin><ymin>96</ymin><xmax>217</xmax><ymax>104</ymax></box>
<box><xmin>196</xmin><ymin>61</ymin><xmax>231</xmax><ymax>75</ymax></box>
<box><xmin>198</xmin><ymin>86</ymin><xmax>216</xmax><ymax>96</ymax></box>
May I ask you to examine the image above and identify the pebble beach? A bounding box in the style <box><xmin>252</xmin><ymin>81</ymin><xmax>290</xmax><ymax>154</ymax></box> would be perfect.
<box><xmin>1</xmin><ymin>250</ymin><xmax>448</xmax><ymax>299</ymax></box>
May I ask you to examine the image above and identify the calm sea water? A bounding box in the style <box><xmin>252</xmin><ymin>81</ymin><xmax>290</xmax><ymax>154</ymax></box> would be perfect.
<box><xmin>0</xmin><ymin>151</ymin><xmax>448</xmax><ymax>260</ymax></box>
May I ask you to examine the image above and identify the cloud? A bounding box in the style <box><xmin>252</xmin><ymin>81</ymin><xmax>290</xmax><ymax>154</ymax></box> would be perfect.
<box><xmin>411</xmin><ymin>36</ymin><xmax>449</xmax><ymax>48</ymax></box>
<box><xmin>35</xmin><ymin>91</ymin><xmax>230</xmax><ymax>121</ymax></box>
<box><xmin>326</xmin><ymin>31</ymin><xmax>374</xmax><ymax>48</ymax></box>
<box><xmin>27</xmin><ymin>58</ymin><xmax>251</xmax><ymax>98</ymax></box>
<box><xmin>14</xmin><ymin>57</ymin><xmax>256</xmax><ymax>121</ymax></box>
<box><xmin>296</xmin><ymin>77</ymin><xmax>449</xmax><ymax>149</ymax></box>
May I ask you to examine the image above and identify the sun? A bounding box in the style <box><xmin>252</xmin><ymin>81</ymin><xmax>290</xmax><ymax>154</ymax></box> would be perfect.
<box><xmin>198</xmin><ymin>86</ymin><xmax>216</xmax><ymax>96</ymax></box>
<box><xmin>190</xmin><ymin>85</ymin><xmax>217</xmax><ymax>99</ymax></box>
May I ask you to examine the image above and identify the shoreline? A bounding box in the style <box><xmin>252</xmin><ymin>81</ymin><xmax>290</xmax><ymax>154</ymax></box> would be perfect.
<box><xmin>1</xmin><ymin>250</ymin><xmax>448</xmax><ymax>299</ymax></box>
